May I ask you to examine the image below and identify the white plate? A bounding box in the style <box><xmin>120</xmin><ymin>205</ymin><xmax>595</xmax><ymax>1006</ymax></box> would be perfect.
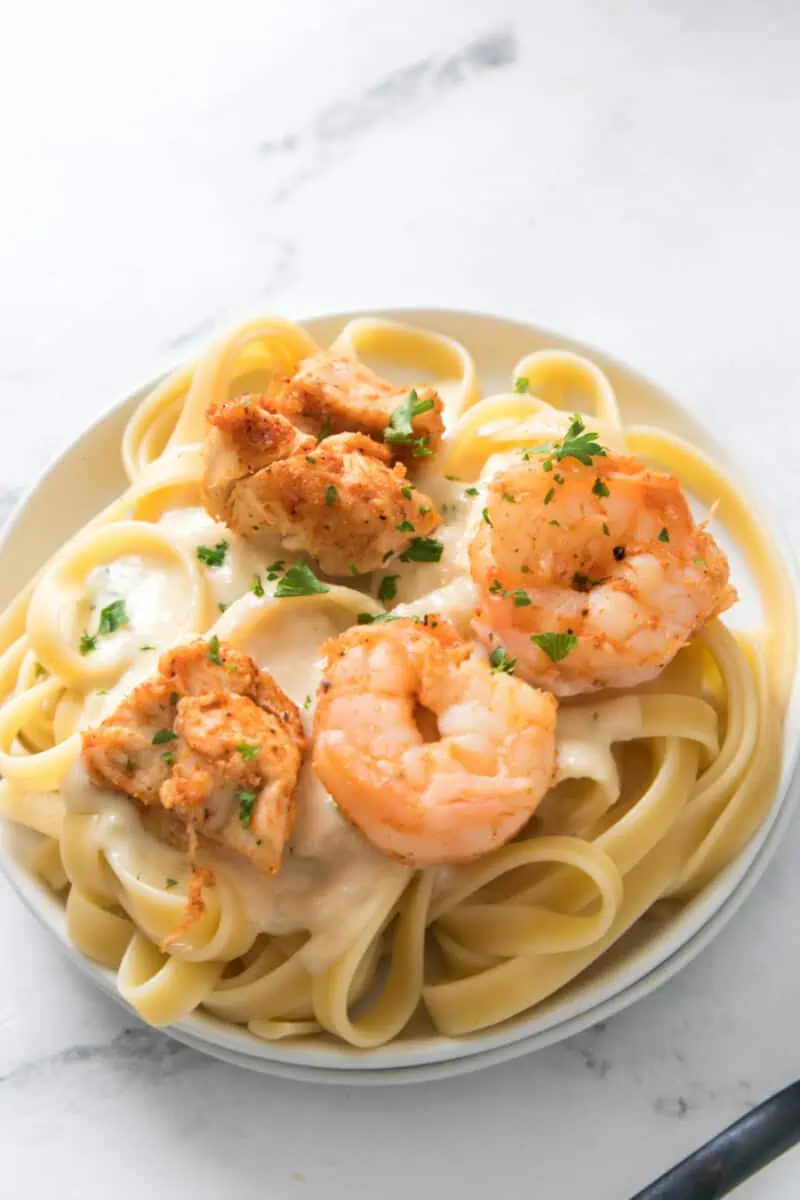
<box><xmin>1</xmin><ymin>308</ymin><xmax>798</xmax><ymax>1082</ymax></box>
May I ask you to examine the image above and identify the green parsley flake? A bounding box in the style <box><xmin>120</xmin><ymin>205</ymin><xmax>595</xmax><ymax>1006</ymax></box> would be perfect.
<box><xmin>140</xmin><ymin>644</ymin><xmax>157</xmax><ymax>650</ymax></box>
<box><xmin>419</xmin><ymin>504</ymin><xmax>431</xmax><ymax>516</ymax></box>
<box><xmin>490</xmin><ymin>647</ymin><xmax>517</xmax><ymax>674</ymax></box>
<box><xmin>98</xmin><ymin>599</ymin><xmax>129</xmax><ymax>636</ymax></box>
<box><xmin>79</xmin><ymin>632</ymin><xmax>97</xmax><ymax>656</ymax></box>
<box><xmin>165</xmin><ymin>877</ymin><xmax>178</xmax><ymax>889</ymax></box>
<box><xmin>572</xmin><ymin>573</ymin><xmax>606</xmax><ymax>592</ymax></box>
<box><xmin>544</xmin><ymin>487</ymin><xmax>555</xmax><ymax>506</ymax></box>
<box><xmin>531</xmin><ymin>415</ymin><xmax>608</xmax><ymax>466</ymax></box>
<box><xmin>303</xmin><ymin>695</ymin><xmax>312</xmax><ymax>709</ymax></box>
<box><xmin>401</xmin><ymin>486</ymin><xmax>414</xmax><ymax>500</ymax></box>
<box><xmin>377</xmin><ymin>575</ymin><xmax>399</xmax><ymax>605</ymax></box>
<box><xmin>325</xmin><ymin>485</ymin><xmax>338</xmax><ymax>507</ymax></box>
<box><xmin>412</xmin><ymin>435</ymin><xmax>433</xmax><ymax>458</ymax></box>
<box><xmin>513</xmin><ymin>377</ymin><xmax>530</xmax><ymax>394</ymax></box>
<box><xmin>489</xmin><ymin>579</ymin><xmax>507</xmax><ymax>596</ymax></box>
<box><xmin>318</xmin><ymin>415</ymin><xmax>332</xmax><ymax>441</ymax></box>
<box><xmin>465</xmin><ymin>487</ymin><xmax>479</xmax><ymax>497</ymax></box>
<box><xmin>602</xmin><ymin>522</ymin><xmax>610</xmax><ymax>536</ymax></box>
<box><xmin>169</xmin><ymin>692</ymin><xmax>180</xmax><ymax>705</ymax></box>
<box><xmin>592</xmin><ymin>478</ymin><xmax>610</xmax><ymax>498</ymax></box>
<box><xmin>208</xmin><ymin>634</ymin><xmax>223</xmax><ymax>665</ymax></box>
<box><xmin>658</xmin><ymin>527</ymin><xmax>670</xmax><ymax>543</ymax></box>
<box><xmin>238</xmin><ymin>791</ymin><xmax>257</xmax><ymax>828</ymax></box>
<box><xmin>217</xmin><ymin>603</ymin><xmax>228</xmax><ymax>613</ymax></box>
<box><xmin>275</xmin><ymin>563</ymin><xmax>330</xmax><ymax>598</ymax></box>
<box><xmin>152</xmin><ymin>728</ymin><xmax>177</xmax><ymax>745</ymax></box>
<box><xmin>348</xmin><ymin>562</ymin><xmax>359</xmax><ymax>576</ymax></box>
<box><xmin>399</xmin><ymin>537</ymin><xmax>443</xmax><ymax>564</ymax></box>
<box><xmin>237</xmin><ymin>743</ymin><xmax>259</xmax><ymax>761</ymax></box>
<box><xmin>160</xmin><ymin>751</ymin><xmax>175</xmax><ymax>766</ymax></box>
<box><xmin>512</xmin><ymin>589</ymin><xmax>531</xmax><ymax>607</ymax></box>
<box><xmin>384</xmin><ymin>390</ymin><xmax>435</xmax><ymax>445</ymax></box>
<box><xmin>530</xmin><ymin>632</ymin><xmax>578</xmax><ymax>662</ymax></box>
<box><xmin>34</xmin><ymin>662</ymin><xmax>46</xmax><ymax>678</ymax></box>
<box><xmin>356</xmin><ymin>612</ymin><xmax>399</xmax><ymax>625</ymax></box>
<box><xmin>251</xmin><ymin>574</ymin><xmax>265</xmax><ymax>597</ymax></box>
<box><xmin>482</xmin><ymin>507</ymin><xmax>492</xmax><ymax>526</ymax></box>
<box><xmin>196</xmin><ymin>541</ymin><xmax>229</xmax><ymax>568</ymax></box>
<box><xmin>396</xmin><ymin>519</ymin><xmax>415</xmax><ymax>533</ymax></box>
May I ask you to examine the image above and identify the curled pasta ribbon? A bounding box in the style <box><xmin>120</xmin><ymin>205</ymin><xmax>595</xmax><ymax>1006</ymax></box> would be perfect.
<box><xmin>437</xmin><ymin>836</ymin><xmax>624</xmax><ymax>956</ymax></box>
<box><xmin>169</xmin><ymin>316</ymin><xmax>319</xmax><ymax>448</ymax></box>
<box><xmin>122</xmin><ymin>363</ymin><xmax>195</xmax><ymax>482</ymax></box>
<box><xmin>0</xmin><ymin>676</ymin><xmax>80</xmax><ymax>791</ymax></box>
<box><xmin>26</xmin><ymin>520</ymin><xmax>210</xmax><ymax>687</ymax></box>
<box><xmin>511</xmin><ymin>348</ymin><xmax>622</xmax><ymax>427</ymax></box>
<box><xmin>214</xmin><ymin>581</ymin><xmax>384</xmax><ymax>650</ymax></box>
<box><xmin>311</xmin><ymin>867</ymin><xmax>428</xmax><ymax>1049</ymax></box>
<box><xmin>66</xmin><ymin>887</ymin><xmax>135</xmax><ymax>969</ymax></box>
<box><xmin>442</xmin><ymin>393</ymin><xmax>625</xmax><ymax>480</ymax></box>
<box><xmin>0</xmin><ymin>779</ymin><xmax>64</xmax><ymax>839</ymax></box>
<box><xmin>331</xmin><ymin>316</ymin><xmax>480</xmax><ymax>425</ymax></box>
<box><xmin>28</xmin><ymin>836</ymin><xmax>68</xmax><ymax>892</ymax></box>
<box><xmin>117</xmin><ymin>932</ymin><xmax>225</xmax><ymax>1026</ymax></box>
<box><xmin>423</xmin><ymin>813</ymin><xmax>692</xmax><ymax>1038</ymax></box>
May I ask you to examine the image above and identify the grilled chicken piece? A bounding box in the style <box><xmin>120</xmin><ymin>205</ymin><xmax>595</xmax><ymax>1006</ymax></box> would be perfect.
<box><xmin>82</xmin><ymin>641</ymin><xmax>305</xmax><ymax>875</ymax></box>
<box><xmin>203</xmin><ymin>403</ymin><xmax>441</xmax><ymax>576</ymax></box>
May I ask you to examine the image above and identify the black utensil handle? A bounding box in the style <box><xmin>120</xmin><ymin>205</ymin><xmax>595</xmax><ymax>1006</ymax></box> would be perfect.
<box><xmin>631</xmin><ymin>1081</ymin><xmax>800</xmax><ymax>1200</ymax></box>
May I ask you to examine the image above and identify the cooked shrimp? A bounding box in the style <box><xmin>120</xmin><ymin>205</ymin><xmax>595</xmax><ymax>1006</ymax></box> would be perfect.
<box><xmin>273</xmin><ymin>350</ymin><xmax>444</xmax><ymax>460</ymax></box>
<box><xmin>470</xmin><ymin>429</ymin><xmax>736</xmax><ymax>696</ymax></box>
<box><xmin>82</xmin><ymin>640</ymin><xmax>306</xmax><ymax>875</ymax></box>
<box><xmin>203</xmin><ymin>401</ymin><xmax>440</xmax><ymax>575</ymax></box>
<box><xmin>312</xmin><ymin>617</ymin><xmax>557</xmax><ymax>866</ymax></box>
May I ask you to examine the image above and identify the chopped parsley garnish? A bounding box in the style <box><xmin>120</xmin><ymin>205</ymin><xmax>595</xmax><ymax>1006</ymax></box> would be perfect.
<box><xmin>554</xmin><ymin>473</ymin><xmax>564</xmax><ymax>485</ymax></box>
<box><xmin>445</xmin><ymin>474</ymin><xmax>461</xmax><ymax>482</ymax></box>
<box><xmin>217</xmin><ymin>603</ymin><xmax>228</xmax><ymax>613</ymax></box>
<box><xmin>303</xmin><ymin>694</ymin><xmax>312</xmax><ymax>709</ymax></box>
<box><xmin>399</xmin><ymin>537</ymin><xmax>443</xmax><ymax>563</ymax></box>
<box><xmin>275</xmin><ymin>563</ymin><xmax>330</xmax><ymax>598</ymax></box>
<box><xmin>531</xmin><ymin>415</ymin><xmax>608</xmax><ymax>466</ymax></box>
<box><xmin>602</xmin><ymin>522</ymin><xmax>610</xmax><ymax>536</ymax></box>
<box><xmin>572</xmin><ymin>573</ymin><xmax>606</xmax><ymax>592</ymax></box>
<box><xmin>520</xmin><ymin>564</ymin><xmax>530</xmax><ymax>574</ymax></box>
<box><xmin>513</xmin><ymin>377</ymin><xmax>530</xmax><ymax>394</ymax></box>
<box><xmin>489</xmin><ymin>579</ymin><xmax>507</xmax><ymax>596</ymax></box>
<box><xmin>382</xmin><ymin>550</ymin><xmax>394</xmax><ymax>563</ymax></box>
<box><xmin>658</xmin><ymin>527</ymin><xmax>670</xmax><ymax>543</ymax></box>
<box><xmin>544</xmin><ymin>487</ymin><xmax>555</xmax><ymax>506</ymax></box>
<box><xmin>34</xmin><ymin>662</ymin><xmax>46</xmax><ymax>678</ymax></box>
<box><xmin>377</xmin><ymin>575</ymin><xmax>399</xmax><ymax>605</ymax></box>
<box><xmin>693</xmin><ymin>558</ymin><xmax>706</xmax><ymax>567</ymax></box>
<box><xmin>413</xmin><ymin>435</ymin><xmax>434</xmax><ymax>458</ymax></box>
<box><xmin>98</xmin><ymin>599</ymin><xmax>129</xmax><ymax>636</ymax></box>
<box><xmin>401</xmin><ymin>486</ymin><xmax>414</xmax><ymax>500</ymax></box>
<box><xmin>266</xmin><ymin>560</ymin><xmax>285</xmax><ymax>574</ymax></box>
<box><xmin>325</xmin><ymin>485</ymin><xmax>338</xmax><ymax>507</ymax></box>
<box><xmin>592</xmin><ymin>478</ymin><xmax>610</xmax><ymax>498</ymax></box>
<box><xmin>237</xmin><ymin>743</ymin><xmax>259</xmax><ymax>761</ymax></box>
<box><xmin>502</xmin><ymin>493</ymin><xmax>517</xmax><ymax>504</ymax></box>
<box><xmin>348</xmin><ymin>562</ymin><xmax>359</xmax><ymax>575</ymax></box>
<box><xmin>306</xmin><ymin>454</ymin><xmax>316</xmax><ymax>464</ymax></box>
<box><xmin>79</xmin><ymin>598</ymin><xmax>130</xmax><ymax>654</ymax></box>
<box><xmin>384</xmin><ymin>390</ymin><xmax>435</xmax><ymax>445</ymax></box>
<box><xmin>419</xmin><ymin>504</ymin><xmax>431</xmax><ymax>516</ymax></box>
<box><xmin>512</xmin><ymin>589</ymin><xmax>531</xmax><ymax>607</ymax></box>
<box><xmin>356</xmin><ymin>612</ymin><xmax>399</xmax><ymax>625</ymax></box>
<box><xmin>160</xmin><ymin>751</ymin><xmax>175</xmax><ymax>765</ymax></box>
<box><xmin>196</xmin><ymin>541</ymin><xmax>229</xmax><ymax>568</ymax></box>
<box><xmin>169</xmin><ymin>692</ymin><xmax>180</xmax><ymax>705</ymax></box>
<box><xmin>530</xmin><ymin>632</ymin><xmax>578</xmax><ymax>662</ymax></box>
<box><xmin>317</xmin><ymin>415</ymin><xmax>332</xmax><ymax>442</ymax></box>
<box><xmin>140</xmin><ymin>644</ymin><xmax>157</xmax><ymax>650</ymax></box>
<box><xmin>152</xmin><ymin>728</ymin><xmax>177</xmax><ymax>745</ymax></box>
<box><xmin>465</xmin><ymin>487</ymin><xmax>479</xmax><ymax>497</ymax></box>
<box><xmin>208</xmin><ymin>634</ymin><xmax>223</xmax><ymax>664</ymax></box>
<box><xmin>165</xmin><ymin>877</ymin><xmax>178</xmax><ymax>889</ymax></box>
<box><xmin>396</xmin><ymin>519</ymin><xmax>415</xmax><ymax>533</ymax></box>
<box><xmin>481</xmin><ymin>507</ymin><xmax>492</xmax><ymax>526</ymax></box>
<box><xmin>490</xmin><ymin>647</ymin><xmax>517</xmax><ymax>674</ymax></box>
<box><xmin>238</xmin><ymin>791</ymin><xmax>257</xmax><ymax>828</ymax></box>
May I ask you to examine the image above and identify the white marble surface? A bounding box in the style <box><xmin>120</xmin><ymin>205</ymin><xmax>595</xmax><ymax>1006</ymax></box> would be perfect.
<box><xmin>2</xmin><ymin>1</ymin><xmax>800</xmax><ymax>1195</ymax></box>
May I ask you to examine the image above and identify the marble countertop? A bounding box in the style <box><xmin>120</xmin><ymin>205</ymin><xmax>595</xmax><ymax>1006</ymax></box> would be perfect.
<box><xmin>2</xmin><ymin>2</ymin><xmax>800</xmax><ymax>1195</ymax></box>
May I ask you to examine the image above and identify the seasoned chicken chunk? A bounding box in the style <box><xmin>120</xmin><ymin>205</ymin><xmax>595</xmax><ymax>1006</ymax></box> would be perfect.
<box><xmin>203</xmin><ymin>404</ymin><xmax>441</xmax><ymax>576</ymax></box>
<box><xmin>270</xmin><ymin>351</ymin><xmax>445</xmax><ymax>461</ymax></box>
<box><xmin>82</xmin><ymin>641</ymin><xmax>305</xmax><ymax>875</ymax></box>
